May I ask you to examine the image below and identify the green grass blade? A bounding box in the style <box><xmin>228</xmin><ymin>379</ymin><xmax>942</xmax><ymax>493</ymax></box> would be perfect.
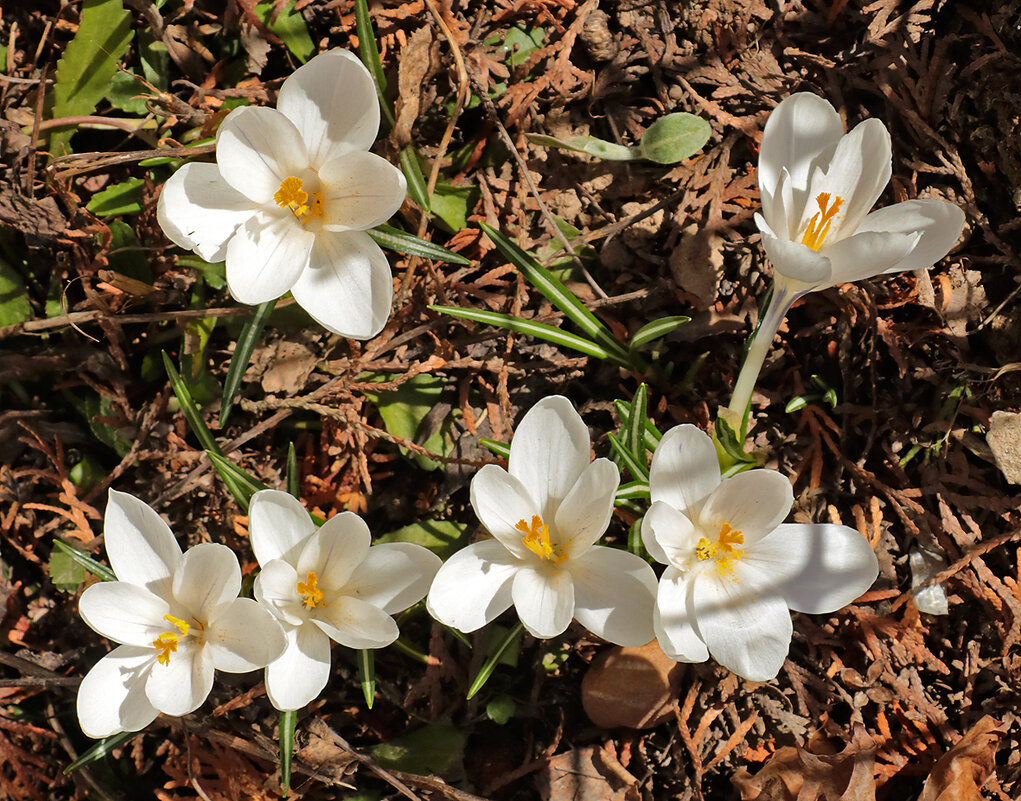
<box><xmin>630</xmin><ymin>315</ymin><xmax>690</xmax><ymax>349</ymax></box>
<box><xmin>627</xmin><ymin>516</ymin><xmax>649</xmax><ymax>559</ymax></box>
<box><xmin>286</xmin><ymin>442</ymin><xmax>299</xmax><ymax>498</ymax></box>
<box><xmin>359</xmin><ymin>648</ymin><xmax>375</xmax><ymax>709</ymax></box>
<box><xmin>163</xmin><ymin>351</ymin><xmax>222</xmax><ymax>456</ymax></box>
<box><xmin>478</xmin><ymin>222</ymin><xmax>631</xmax><ymax>362</ymax></box>
<box><xmin>399</xmin><ymin>146</ymin><xmax>431</xmax><ymax>212</ymax></box>
<box><xmin>279</xmin><ymin>709</ymin><xmax>297</xmax><ymax>797</ymax></box>
<box><xmin>64</xmin><ymin>730</ymin><xmax>135</xmax><ymax>774</ymax></box>
<box><xmin>615</xmin><ymin>481</ymin><xmax>650</xmax><ymax>501</ymax></box>
<box><xmin>219</xmin><ymin>300</ymin><xmax>275</xmax><ymax>427</ymax></box>
<box><xmin>467</xmin><ymin>621</ymin><xmax>523</xmax><ymax>700</ymax></box>
<box><xmin>614</xmin><ymin>399</ymin><xmax>662</xmax><ymax>450</ymax></box>
<box><xmin>354</xmin><ymin>0</ymin><xmax>395</xmax><ymax>128</ymax></box>
<box><xmin>53</xmin><ymin>540</ymin><xmax>115</xmax><ymax>582</ymax></box>
<box><xmin>479</xmin><ymin>438</ymin><xmax>510</xmax><ymax>458</ymax></box>
<box><xmin>608</xmin><ymin>432</ymin><xmax>649</xmax><ymax>482</ymax></box>
<box><xmin>444</xmin><ymin>624</ymin><xmax>472</xmax><ymax>648</ymax></box>
<box><xmin>626</xmin><ymin>383</ymin><xmax>649</xmax><ymax>462</ymax></box>
<box><xmin>368</xmin><ymin>225</ymin><xmax>470</xmax><ymax>265</ymax></box>
<box><xmin>205</xmin><ymin>450</ymin><xmax>267</xmax><ymax>513</ymax></box>
<box><xmin>431</xmin><ymin>304</ymin><xmax>621</xmax><ymax>363</ymax></box>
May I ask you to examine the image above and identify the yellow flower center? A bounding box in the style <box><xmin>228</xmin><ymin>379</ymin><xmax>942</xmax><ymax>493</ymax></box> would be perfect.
<box><xmin>516</xmin><ymin>515</ymin><xmax>563</xmax><ymax>565</ymax></box>
<box><xmin>274</xmin><ymin>176</ymin><xmax>325</xmax><ymax>224</ymax></box>
<box><xmin>296</xmin><ymin>571</ymin><xmax>325</xmax><ymax>609</ymax></box>
<box><xmin>800</xmin><ymin>192</ymin><xmax>844</xmax><ymax>251</ymax></box>
<box><xmin>695</xmin><ymin>522</ymin><xmax>745</xmax><ymax>577</ymax></box>
<box><xmin>152</xmin><ymin>614</ymin><xmax>193</xmax><ymax>667</ymax></box>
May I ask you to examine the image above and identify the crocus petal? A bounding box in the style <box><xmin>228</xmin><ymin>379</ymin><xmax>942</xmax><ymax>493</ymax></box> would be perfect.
<box><xmin>248</xmin><ymin>489</ymin><xmax>316</xmax><ymax>568</ymax></box>
<box><xmin>144</xmin><ymin>640</ymin><xmax>215</xmax><ymax>717</ymax></box>
<box><xmin>296</xmin><ymin>512</ymin><xmax>370</xmax><ymax>592</ymax></box>
<box><xmin>225</xmin><ymin>211</ymin><xmax>315</xmax><ymax>305</ymax></box>
<box><xmin>744</xmin><ymin>524</ymin><xmax>878</xmax><ymax>614</ymax></box>
<box><xmin>104</xmin><ymin>489</ymin><xmax>182</xmax><ymax>599</ymax></box>
<box><xmin>172</xmin><ymin>543</ymin><xmax>241</xmax><ymax>621</ymax></box>
<box><xmin>569</xmin><ymin>546</ymin><xmax>657</xmax><ymax>646</ymax></box>
<box><xmin>206</xmin><ymin>598</ymin><xmax>286</xmax><ymax>673</ymax></box>
<box><xmin>288</xmin><ymin>230</ymin><xmax>393</xmax><ymax>339</ymax></box>
<box><xmin>254</xmin><ymin>558</ymin><xmax>306</xmax><ymax>626</ymax></box>
<box><xmin>508</xmin><ymin>396</ymin><xmax>592</xmax><ymax>522</ymax></box>
<box><xmin>469</xmin><ymin>464</ymin><xmax>541</xmax><ymax>560</ymax></box>
<box><xmin>78</xmin><ymin>581</ymin><xmax>170</xmax><ymax>646</ymax></box>
<box><xmin>426</xmin><ymin>540</ymin><xmax>518</xmax><ymax>633</ymax></box>
<box><xmin>692</xmin><ymin>571</ymin><xmax>792</xmax><ymax>681</ymax></box>
<box><xmin>641</xmin><ymin>500</ymin><xmax>698</xmax><ymax>569</ymax></box>
<box><xmin>699</xmin><ymin>469</ymin><xmax>793</xmax><ymax>545</ymax></box>
<box><xmin>802</xmin><ymin>117</ymin><xmax>891</xmax><ymax>241</ymax></box>
<box><xmin>511</xmin><ymin>565</ymin><xmax>574</xmax><ymax>640</ymax></box>
<box><xmin>648</xmin><ymin>424</ymin><xmax>721</xmax><ymax>518</ymax></box>
<box><xmin>215</xmin><ymin>106</ymin><xmax>309</xmax><ymax>204</ymax></box>
<box><xmin>554</xmin><ymin>459</ymin><xmax>620</xmax><ymax>559</ymax></box>
<box><xmin>319</xmin><ymin>151</ymin><xmax>407</xmax><ymax>231</ymax></box>
<box><xmin>312</xmin><ymin>595</ymin><xmax>400</xmax><ymax>649</ymax></box>
<box><xmin>265</xmin><ymin>622</ymin><xmax>332</xmax><ymax>711</ymax></box>
<box><xmin>819</xmin><ymin>230</ymin><xmax>919</xmax><ymax>286</ymax></box>
<box><xmin>854</xmin><ymin>199</ymin><xmax>966</xmax><ymax>276</ymax></box>
<box><xmin>760</xmin><ymin>228</ymin><xmax>833</xmax><ymax>287</ymax></box>
<box><xmin>77</xmin><ymin>645</ymin><xmax>158</xmax><ymax>738</ymax></box>
<box><xmin>343</xmin><ymin>544</ymin><xmax>442</xmax><ymax>615</ymax></box>
<box><xmin>276</xmin><ymin>49</ymin><xmax>380</xmax><ymax>170</ymax></box>
<box><xmin>759</xmin><ymin>93</ymin><xmax>844</xmax><ymax>203</ymax></box>
<box><xmin>654</xmin><ymin>567</ymin><xmax>710</xmax><ymax>663</ymax></box>
<box><xmin>156</xmin><ymin>162</ymin><xmax>255</xmax><ymax>262</ymax></box>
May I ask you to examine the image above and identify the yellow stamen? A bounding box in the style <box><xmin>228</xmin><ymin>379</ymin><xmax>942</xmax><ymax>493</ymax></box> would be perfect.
<box><xmin>296</xmin><ymin>571</ymin><xmax>325</xmax><ymax>609</ymax></box>
<box><xmin>273</xmin><ymin>176</ymin><xmax>325</xmax><ymax>223</ymax></box>
<box><xmin>516</xmin><ymin>515</ymin><xmax>562</xmax><ymax>564</ymax></box>
<box><xmin>151</xmin><ymin>614</ymin><xmax>194</xmax><ymax>666</ymax></box>
<box><xmin>800</xmin><ymin>192</ymin><xmax>844</xmax><ymax>251</ymax></box>
<box><xmin>696</xmin><ymin>522</ymin><xmax>745</xmax><ymax>577</ymax></box>
<box><xmin>164</xmin><ymin>613</ymin><xmax>190</xmax><ymax>636</ymax></box>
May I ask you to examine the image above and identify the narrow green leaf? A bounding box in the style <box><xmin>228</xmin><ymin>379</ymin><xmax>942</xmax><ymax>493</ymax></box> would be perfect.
<box><xmin>163</xmin><ymin>352</ymin><xmax>221</xmax><ymax>456</ymax></box>
<box><xmin>608</xmin><ymin>433</ymin><xmax>649</xmax><ymax>482</ymax></box>
<box><xmin>254</xmin><ymin>0</ymin><xmax>314</xmax><ymax>63</ymax></box>
<box><xmin>467</xmin><ymin>621</ymin><xmax>524</xmax><ymax>700</ymax></box>
<box><xmin>399</xmin><ymin>146</ymin><xmax>431</xmax><ymax>212</ymax></box>
<box><xmin>49</xmin><ymin>0</ymin><xmax>133</xmax><ymax>156</ymax></box>
<box><xmin>359</xmin><ymin>648</ymin><xmax>375</xmax><ymax>709</ymax></box>
<box><xmin>615</xmin><ymin>481</ymin><xmax>650</xmax><ymax>501</ymax></box>
<box><xmin>785</xmin><ymin>396</ymin><xmax>809</xmax><ymax>413</ymax></box>
<box><xmin>713</xmin><ymin>416</ymin><xmax>755</xmax><ymax>465</ymax></box>
<box><xmin>205</xmin><ymin>450</ymin><xmax>267</xmax><ymax>512</ymax></box>
<box><xmin>368</xmin><ymin>225</ymin><xmax>471</xmax><ymax>265</ymax></box>
<box><xmin>64</xmin><ymin>730</ymin><xmax>135</xmax><ymax>774</ymax></box>
<box><xmin>478</xmin><ymin>222</ymin><xmax>630</xmax><ymax>363</ymax></box>
<box><xmin>431</xmin><ymin>304</ymin><xmax>621</xmax><ymax>362</ymax></box>
<box><xmin>627</xmin><ymin>516</ymin><xmax>648</xmax><ymax>559</ymax></box>
<box><xmin>286</xmin><ymin>442</ymin><xmax>300</xmax><ymax>498</ymax></box>
<box><xmin>637</xmin><ymin>112</ymin><xmax>712</xmax><ymax>164</ymax></box>
<box><xmin>626</xmin><ymin>384</ymin><xmax>649</xmax><ymax>464</ymax></box>
<box><xmin>444</xmin><ymin>624</ymin><xmax>472</xmax><ymax>649</ymax></box>
<box><xmin>525</xmin><ymin>132</ymin><xmax>635</xmax><ymax>161</ymax></box>
<box><xmin>53</xmin><ymin>540</ymin><xmax>115</xmax><ymax>582</ymax></box>
<box><xmin>219</xmin><ymin>300</ymin><xmax>274</xmax><ymax>427</ymax></box>
<box><xmin>614</xmin><ymin>399</ymin><xmax>662</xmax><ymax>450</ymax></box>
<box><xmin>629</xmin><ymin>315</ymin><xmax>690</xmax><ymax>349</ymax></box>
<box><xmin>353</xmin><ymin>0</ymin><xmax>395</xmax><ymax>128</ymax></box>
<box><xmin>479</xmin><ymin>438</ymin><xmax>510</xmax><ymax>458</ymax></box>
<box><xmin>279</xmin><ymin>709</ymin><xmax>297</xmax><ymax>797</ymax></box>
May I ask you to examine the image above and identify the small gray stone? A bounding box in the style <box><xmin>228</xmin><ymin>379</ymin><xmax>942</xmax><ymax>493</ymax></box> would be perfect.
<box><xmin>987</xmin><ymin>410</ymin><xmax>1021</xmax><ymax>483</ymax></box>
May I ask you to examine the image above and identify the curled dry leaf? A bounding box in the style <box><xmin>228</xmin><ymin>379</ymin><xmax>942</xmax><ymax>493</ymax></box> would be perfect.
<box><xmin>918</xmin><ymin>716</ymin><xmax>1004</xmax><ymax>801</ymax></box>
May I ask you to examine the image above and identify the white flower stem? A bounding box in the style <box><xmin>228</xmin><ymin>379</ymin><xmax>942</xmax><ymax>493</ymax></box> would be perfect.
<box><xmin>727</xmin><ymin>282</ymin><xmax>797</xmax><ymax>437</ymax></box>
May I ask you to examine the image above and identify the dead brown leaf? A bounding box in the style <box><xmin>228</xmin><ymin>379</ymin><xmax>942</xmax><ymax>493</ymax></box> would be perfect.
<box><xmin>581</xmin><ymin>639</ymin><xmax>682</xmax><ymax>729</ymax></box>
<box><xmin>538</xmin><ymin>745</ymin><xmax>638</xmax><ymax>801</ymax></box>
<box><xmin>394</xmin><ymin>25</ymin><xmax>435</xmax><ymax>147</ymax></box>
<box><xmin>917</xmin><ymin>716</ymin><xmax>1004</xmax><ymax>801</ymax></box>
<box><xmin>669</xmin><ymin>222</ymin><xmax>725</xmax><ymax>307</ymax></box>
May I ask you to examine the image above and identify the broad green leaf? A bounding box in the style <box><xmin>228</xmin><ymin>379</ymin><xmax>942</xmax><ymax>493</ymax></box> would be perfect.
<box><xmin>362</xmin><ymin>373</ymin><xmax>454</xmax><ymax>470</ymax></box>
<box><xmin>630</xmin><ymin>315</ymin><xmax>690</xmax><ymax>349</ymax></box>
<box><xmin>431</xmin><ymin>304</ymin><xmax>621</xmax><ymax>362</ymax></box>
<box><xmin>255</xmin><ymin>1</ymin><xmax>314</xmax><ymax>63</ymax></box>
<box><xmin>47</xmin><ymin>549</ymin><xmax>88</xmax><ymax>592</ymax></box>
<box><xmin>499</xmin><ymin>25</ymin><xmax>544</xmax><ymax>67</ymax></box>
<box><xmin>279</xmin><ymin>709</ymin><xmax>297</xmax><ymax>797</ymax></box>
<box><xmin>399</xmin><ymin>146</ymin><xmax>431</xmax><ymax>212</ymax></box>
<box><xmin>368</xmin><ymin>723</ymin><xmax>465</xmax><ymax>779</ymax></box>
<box><xmin>106</xmin><ymin>71</ymin><xmax>151</xmax><ymax>115</ymax></box>
<box><xmin>525</xmin><ymin>133</ymin><xmax>634</xmax><ymax>161</ymax></box>
<box><xmin>62</xmin><ymin>391</ymin><xmax>132</xmax><ymax>457</ymax></box>
<box><xmin>0</xmin><ymin>259</ymin><xmax>32</xmax><ymax>327</ymax></box>
<box><xmin>86</xmin><ymin>178</ymin><xmax>145</xmax><ymax>216</ymax></box>
<box><xmin>353</xmin><ymin>0</ymin><xmax>395</xmax><ymax>128</ymax></box>
<box><xmin>485</xmin><ymin>695</ymin><xmax>516</xmax><ymax>725</ymax></box>
<box><xmin>431</xmin><ymin>183</ymin><xmax>476</xmax><ymax>233</ymax></box>
<box><xmin>53</xmin><ymin>540</ymin><xmax>115</xmax><ymax>582</ymax></box>
<box><xmin>49</xmin><ymin>0</ymin><xmax>133</xmax><ymax>156</ymax></box>
<box><xmin>368</xmin><ymin>225</ymin><xmax>471</xmax><ymax>265</ymax></box>
<box><xmin>176</xmin><ymin>256</ymin><xmax>227</xmax><ymax>290</ymax></box>
<box><xmin>107</xmin><ymin>220</ymin><xmax>151</xmax><ymax>282</ymax></box>
<box><xmin>638</xmin><ymin>112</ymin><xmax>711</xmax><ymax>164</ymax></box>
<box><xmin>138</xmin><ymin>31</ymin><xmax>167</xmax><ymax>90</ymax></box>
<box><xmin>220</xmin><ymin>300</ymin><xmax>275</xmax><ymax>427</ymax></box>
<box><xmin>376</xmin><ymin>520</ymin><xmax>468</xmax><ymax>559</ymax></box>
<box><xmin>64</xmin><ymin>730</ymin><xmax>136</xmax><ymax>774</ymax></box>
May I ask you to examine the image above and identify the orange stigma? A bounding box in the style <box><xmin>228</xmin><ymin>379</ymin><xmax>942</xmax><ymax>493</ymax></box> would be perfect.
<box><xmin>800</xmin><ymin>192</ymin><xmax>843</xmax><ymax>251</ymax></box>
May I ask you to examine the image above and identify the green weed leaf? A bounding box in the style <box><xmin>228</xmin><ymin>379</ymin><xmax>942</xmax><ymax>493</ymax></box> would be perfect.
<box><xmin>368</xmin><ymin>225</ymin><xmax>471</xmax><ymax>265</ymax></box>
<box><xmin>637</xmin><ymin>112</ymin><xmax>712</xmax><ymax>164</ymax></box>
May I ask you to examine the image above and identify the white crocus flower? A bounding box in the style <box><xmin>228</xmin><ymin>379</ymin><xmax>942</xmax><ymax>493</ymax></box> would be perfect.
<box><xmin>642</xmin><ymin>424</ymin><xmax>879</xmax><ymax>681</ymax></box>
<box><xmin>249</xmin><ymin>490</ymin><xmax>441</xmax><ymax>711</ymax></box>
<box><xmin>728</xmin><ymin>92</ymin><xmax>965</xmax><ymax>422</ymax></box>
<box><xmin>76</xmin><ymin>491</ymin><xmax>286</xmax><ymax>738</ymax></box>
<box><xmin>156</xmin><ymin>49</ymin><xmax>406</xmax><ymax>339</ymax></box>
<box><xmin>427</xmin><ymin>396</ymin><xmax>657</xmax><ymax>645</ymax></box>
